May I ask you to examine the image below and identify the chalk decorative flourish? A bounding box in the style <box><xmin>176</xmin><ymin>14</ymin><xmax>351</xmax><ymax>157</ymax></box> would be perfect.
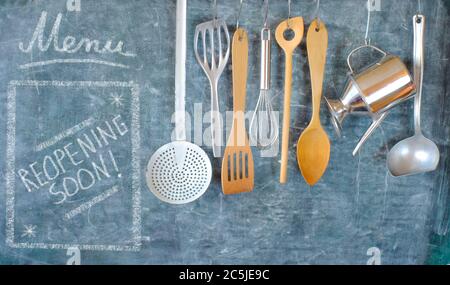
<box><xmin>21</xmin><ymin>224</ymin><xmax>37</xmax><ymax>238</ymax></box>
<box><xmin>110</xmin><ymin>93</ymin><xmax>124</xmax><ymax>108</ymax></box>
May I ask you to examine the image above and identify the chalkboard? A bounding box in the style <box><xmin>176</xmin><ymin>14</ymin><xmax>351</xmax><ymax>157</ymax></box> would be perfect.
<box><xmin>0</xmin><ymin>0</ymin><xmax>449</xmax><ymax>265</ymax></box>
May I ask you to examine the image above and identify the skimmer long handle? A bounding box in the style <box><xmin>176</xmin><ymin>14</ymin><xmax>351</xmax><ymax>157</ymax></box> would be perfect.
<box><xmin>175</xmin><ymin>0</ymin><xmax>187</xmax><ymax>141</ymax></box>
<box><xmin>413</xmin><ymin>14</ymin><xmax>425</xmax><ymax>135</ymax></box>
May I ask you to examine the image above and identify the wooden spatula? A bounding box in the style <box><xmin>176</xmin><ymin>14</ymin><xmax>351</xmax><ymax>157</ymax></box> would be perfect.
<box><xmin>275</xmin><ymin>17</ymin><xmax>304</xmax><ymax>184</ymax></box>
<box><xmin>221</xmin><ymin>28</ymin><xmax>254</xmax><ymax>195</ymax></box>
<box><xmin>296</xmin><ymin>19</ymin><xmax>330</xmax><ymax>186</ymax></box>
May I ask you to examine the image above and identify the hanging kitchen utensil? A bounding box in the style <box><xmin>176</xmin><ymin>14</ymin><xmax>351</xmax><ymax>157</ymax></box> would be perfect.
<box><xmin>325</xmin><ymin>45</ymin><xmax>416</xmax><ymax>156</ymax></box>
<box><xmin>221</xmin><ymin>0</ymin><xmax>254</xmax><ymax>195</ymax></box>
<box><xmin>275</xmin><ymin>0</ymin><xmax>304</xmax><ymax>184</ymax></box>
<box><xmin>194</xmin><ymin>0</ymin><xmax>230</xmax><ymax>158</ymax></box>
<box><xmin>296</xmin><ymin>18</ymin><xmax>330</xmax><ymax>186</ymax></box>
<box><xmin>387</xmin><ymin>14</ymin><xmax>440</xmax><ymax>177</ymax></box>
<box><xmin>249</xmin><ymin>0</ymin><xmax>278</xmax><ymax>149</ymax></box>
<box><xmin>146</xmin><ymin>0</ymin><xmax>212</xmax><ymax>204</ymax></box>
<box><xmin>324</xmin><ymin>0</ymin><xmax>416</xmax><ymax>156</ymax></box>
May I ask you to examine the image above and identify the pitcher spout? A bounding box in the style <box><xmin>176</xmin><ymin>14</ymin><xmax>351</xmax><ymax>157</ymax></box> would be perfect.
<box><xmin>324</xmin><ymin>97</ymin><xmax>345</xmax><ymax>138</ymax></box>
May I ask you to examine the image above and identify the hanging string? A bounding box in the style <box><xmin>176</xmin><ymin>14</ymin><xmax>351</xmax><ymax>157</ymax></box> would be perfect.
<box><xmin>364</xmin><ymin>0</ymin><xmax>372</xmax><ymax>45</ymax></box>
<box><xmin>418</xmin><ymin>0</ymin><xmax>422</xmax><ymax>15</ymax></box>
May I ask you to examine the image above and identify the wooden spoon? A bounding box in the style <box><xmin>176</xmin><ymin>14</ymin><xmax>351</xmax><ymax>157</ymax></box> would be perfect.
<box><xmin>296</xmin><ymin>19</ymin><xmax>330</xmax><ymax>186</ymax></box>
<box><xmin>275</xmin><ymin>17</ymin><xmax>304</xmax><ymax>184</ymax></box>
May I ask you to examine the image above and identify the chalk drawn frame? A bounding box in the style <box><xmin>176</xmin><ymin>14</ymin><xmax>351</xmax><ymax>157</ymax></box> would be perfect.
<box><xmin>5</xmin><ymin>80</ymin><xmax>142</xmax><ymax>252</ymax></box>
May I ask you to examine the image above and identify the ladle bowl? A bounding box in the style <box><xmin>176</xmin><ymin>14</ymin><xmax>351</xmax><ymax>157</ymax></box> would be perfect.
<box><xmin>387</xmin><ymin>134</ymin><xmax>439</xmax><ymax>177</ymax></box>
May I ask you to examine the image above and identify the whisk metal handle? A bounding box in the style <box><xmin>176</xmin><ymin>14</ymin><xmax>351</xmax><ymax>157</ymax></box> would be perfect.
<box><xmin>260</xmin><ymin>28</ymin><xmax>271</xmax><ymax>90</ymax></box>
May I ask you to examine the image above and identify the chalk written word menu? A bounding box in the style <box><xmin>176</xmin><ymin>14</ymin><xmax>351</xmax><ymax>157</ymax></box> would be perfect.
<box><xmin>6</xmin><ymin>81</ymin><xmax>141</xmax><ymax>251</ymax></box>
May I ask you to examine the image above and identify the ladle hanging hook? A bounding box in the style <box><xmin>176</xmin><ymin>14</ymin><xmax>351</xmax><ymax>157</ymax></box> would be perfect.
<box><xmin>416</xmin><ymin>0</ymin><xmax>422</xmax><ymax>19</ymax></box>
<box><xmin>213</xmin><ymin>0</ymin><xmax>218</xmax><ymax>21</ymax></box>
<box><xmin>236</xmin><ymin>0</ymin><xmax>244</xmax><ymax>29</ymax></box>
<box><xmin>314</xmin><ymin>0</ymin><xmax>321</xmax><ymax>29</ymax></box>
<box><xmin>263</xmin><ymin>0</ymin><xmax>269</xmax><ymax>28</ymax></box>
<box><xmin>364</xmin><ymin>0</ymin><xmax>372</xmax><ymax>45</ymax></box>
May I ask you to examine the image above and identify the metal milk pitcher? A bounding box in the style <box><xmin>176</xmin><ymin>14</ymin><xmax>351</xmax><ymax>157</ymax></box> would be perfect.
<box><xmin>325</xmin><ymin>44</ymin><xmax>416</xmax><ymax>156</ymax></box>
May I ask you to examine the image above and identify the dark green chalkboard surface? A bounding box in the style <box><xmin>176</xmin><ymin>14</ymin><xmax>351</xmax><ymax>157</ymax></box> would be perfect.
<box><xmin>0</xmin><ymin>0</ymin><xmax>449</xmax><ymax>265</ymax></box>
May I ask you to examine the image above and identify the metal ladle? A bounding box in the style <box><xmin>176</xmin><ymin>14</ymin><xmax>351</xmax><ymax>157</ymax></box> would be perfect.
<box><xmin>387</xmin><ymin>15</ymin><xmax>440</xmax><ymax>177</ymax></box>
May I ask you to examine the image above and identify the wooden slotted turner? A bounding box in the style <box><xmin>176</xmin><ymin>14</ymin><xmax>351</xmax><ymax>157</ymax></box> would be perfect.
<box><xmin>221</xmin><ymin>28</ymin><xmax>254</xmax><ymax>195</ymax></box>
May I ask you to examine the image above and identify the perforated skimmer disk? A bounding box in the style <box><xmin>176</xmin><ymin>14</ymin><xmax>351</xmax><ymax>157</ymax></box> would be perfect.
<box><xmin>146</xmin><ymin>141</ymin><xmax>212</xmax><ymax>204</ymax></box>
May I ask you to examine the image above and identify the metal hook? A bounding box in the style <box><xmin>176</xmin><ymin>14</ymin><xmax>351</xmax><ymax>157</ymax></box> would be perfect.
<box><xmin>263</xmin><ymin>0</ymin><xmax>269</xmax><ymax>28</ymax></box>
<box><xmin>365</xmin><ymin>0</ymin><xmax>372</xmax><ymax>45</ymax></box>
<box><xmin>236</xmin><ymin>0</ymin><xmax>244</xmax><ymax>29</ymax></box>
<box><xmin>287</xmin><ymin>0</ymin><xmax>292</xmax><ymax>27</ymax></box>
<box><xmin>213</xmin><ymin>0</ymin><xmax>218</xmax><ymax>21</ymax></box>
<box><xmin>314</xmin><ymin>0</ymin><xmax>321</xmax><ymax>29</ymax></box>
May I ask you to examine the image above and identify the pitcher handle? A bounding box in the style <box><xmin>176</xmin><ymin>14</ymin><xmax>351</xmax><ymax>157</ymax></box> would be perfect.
<box><xmin>352</xmin><ymin>112</ymin><xmax>388</xmax><ymax>156</ymax></box>
<box><xmin>347</xmin><ymin>44</ymin><xmax>388</xmax><ymax>74</ymax></box>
